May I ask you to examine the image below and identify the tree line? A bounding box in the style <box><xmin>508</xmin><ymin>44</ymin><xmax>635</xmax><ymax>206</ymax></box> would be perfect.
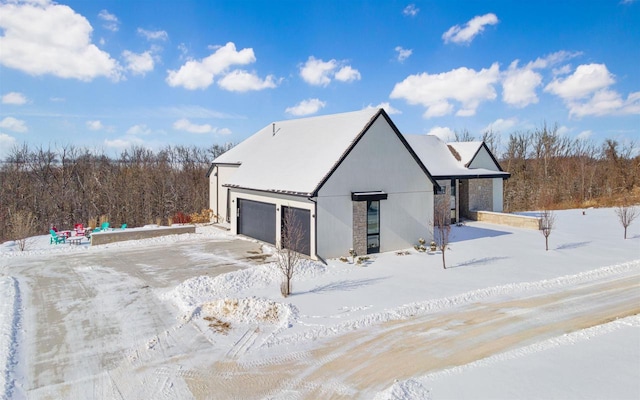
<box><xmin>0</xmin><ymin>143</ymin><xmax>232</xmax><ymax>242</ymax></box>
<box><xmin>456</xmin><ymin>124</ymin><xmax>639</xmax><ymax>211</ymax></box>
<box><xmin>1</xmin><ymin>124</ymin><xmax>638</xmax><ymax>243</ymax></box>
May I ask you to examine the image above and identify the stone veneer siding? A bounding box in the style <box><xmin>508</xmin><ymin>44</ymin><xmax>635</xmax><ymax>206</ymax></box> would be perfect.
<box><xmin>468</xmin><ymin>178</ymin><xmax>493</xmax><ymax>213</ymax></box>
<box><xmin>352</xmin><ymin>201</ymin><xmax>367</xmax><ymax>256</ymax></box>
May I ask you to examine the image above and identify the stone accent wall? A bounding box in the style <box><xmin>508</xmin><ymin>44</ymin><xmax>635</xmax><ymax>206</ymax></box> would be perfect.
<box><xmin>468</xmin><ymin>178</ymin><xmax>493</xmax><ymax>212</ymax></box>
<box><xmin>90</xmin><ymin>225</ymin><xmax>196</xmax><ymax>245</ymax></box>
<box><xmin>467</xmin><ymin>211</ymin><xmax>541</xmax><ymax>230</ymax></box>
<box><xmin>352</xmin><ymin>201</ymin><xmax>367</xmax><ymax>256</ymax></box>
<box><xmin>460</xmin><ymin>180</ymin><xmax>470</xmax><ymax>219</ymax></box>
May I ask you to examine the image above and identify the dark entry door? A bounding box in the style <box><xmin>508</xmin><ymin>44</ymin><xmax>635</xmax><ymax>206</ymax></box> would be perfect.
<box><xmin>281</xmin><ymin>206</ymin><xmax>311</xmax><ymax>256</ymax></box>
<box><xmin>237</xmin><ymin>199</ymin><xmax>276</xmax><ymax>244</ymax></box>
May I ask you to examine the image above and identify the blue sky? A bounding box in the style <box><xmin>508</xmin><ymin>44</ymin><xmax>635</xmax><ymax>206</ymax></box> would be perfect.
<box><xmin>1</xmin><ymin>0</ymin><xmax>638</xmax><ymax>158</ymax></box>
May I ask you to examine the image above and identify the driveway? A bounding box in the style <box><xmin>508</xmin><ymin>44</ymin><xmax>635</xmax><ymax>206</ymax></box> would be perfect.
<box><xmin>5</xmin><ymin>237</ymin><xmax>272</xmax><ymax>399</ymax></box>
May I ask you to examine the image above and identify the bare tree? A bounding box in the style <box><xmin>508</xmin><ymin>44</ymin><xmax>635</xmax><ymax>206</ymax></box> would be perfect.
<box><xmin>614</xmin><ymin>204</ymin><xmax>639</xmax><ymax>239</ymax></box>
<box><xmin>276</xmin><ymin>207</ymin><xmax>304</xmax><ymax>297</ymax></box>
<box><xmin>9</xmin><ymin>210</ymin><xmax>37</xmax><ymax>251</ymax></box>
<box><xmin>540</xmin><ymin>208</ymin><xmax>555</xmax><ymax>251</ymax></box>
<box><xmin>433</xmin><ymin>198</ymin><xmax>451</xmax><ymax>269</ymax></box>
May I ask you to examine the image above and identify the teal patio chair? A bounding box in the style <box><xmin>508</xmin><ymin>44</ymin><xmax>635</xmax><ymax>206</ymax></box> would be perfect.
<box><xmin>50</xmin><ymin>229</ymin><xmax>66</xmax><ymax>244</ymax></box>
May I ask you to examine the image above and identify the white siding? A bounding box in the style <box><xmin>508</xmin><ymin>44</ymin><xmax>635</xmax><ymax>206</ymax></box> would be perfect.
<box><xmin>316</xmin><ymin>115</ymin><xmax>433</xmax><ymax>259</ymax></box>
<box><xmin>209</xmin><ymin>165</ymin><xmax>239</xmax><ymax>222</ymax></box>
<box><xmin>228</xmin><ymin>189</ymin><xmax>317</xmax><ymax>259</ymax></box>
<box><xmin>492</xmin><ymin>178</ymin><xmax>503</xmax><ymax>212</ymax></box>
<box><xmin>468</xmin><ymin>146</ymin><xmax>499</xmax><ymax>170</ymax></box>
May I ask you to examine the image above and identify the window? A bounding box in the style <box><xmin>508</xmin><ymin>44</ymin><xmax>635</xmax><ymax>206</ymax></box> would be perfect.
<box><xmin>367</xmin><ymin>200</ymin><xmax>380</xmax><ymax>254</ymax></box>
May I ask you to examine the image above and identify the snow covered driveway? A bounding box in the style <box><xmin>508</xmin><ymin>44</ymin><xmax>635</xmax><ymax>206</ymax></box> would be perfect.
<box><xmin>1</xmin><ymin>235</ymin><xmax>271</xmax><ymax>399</ymax></box>
<box><xmin>1</xmin><ymin>209</ymin><xmax>639</xmax><ymax>399</ymax></box>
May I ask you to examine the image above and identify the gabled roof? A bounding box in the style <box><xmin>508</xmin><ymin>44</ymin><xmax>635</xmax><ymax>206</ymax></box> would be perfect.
<box><xmin>447</xmin><ymin>141</ymin><xmax>505</xmax><ymax>171</ymax></box>
<box><xmin>404</xmin><ymin>135</ymin><xmax>510</xmax><ymax>179</ymax></box>
<box><xmin>446</xmin><ymin>141</ymin><xmax>484</xmax><ymax>167</ymax></box>
<box><xmin>212</xmin><ymin>109</ymin><xmax>437</xmax><ymax>196</ymax></box>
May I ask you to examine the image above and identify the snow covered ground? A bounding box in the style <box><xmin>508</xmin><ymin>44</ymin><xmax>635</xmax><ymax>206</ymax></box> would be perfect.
<box><xmin>0</xmin><ymin>207</ymin><xmax>639</xmax><ymax>399</ymax></box>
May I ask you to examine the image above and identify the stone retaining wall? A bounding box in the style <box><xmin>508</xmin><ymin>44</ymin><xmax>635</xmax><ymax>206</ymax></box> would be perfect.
<box><xmin>90</xmin><ymin>225</ymin><xmax>196</xmax><ymax>245</ymax></box>
<box><xmin>467</xmin><ymin>211</ymin><xmax>541</xmax><ymax>230</ymax></box>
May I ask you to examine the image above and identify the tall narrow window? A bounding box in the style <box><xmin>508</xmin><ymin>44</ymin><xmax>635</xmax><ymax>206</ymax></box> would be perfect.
<box><xmin>367</xmin><ymin>200</ymin><xmax>380</xmax><ymax>254</ymax></box>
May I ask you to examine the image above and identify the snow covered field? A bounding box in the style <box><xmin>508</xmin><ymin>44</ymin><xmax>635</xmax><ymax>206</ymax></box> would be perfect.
<box><xmin>1</xmin><ymin>207</ymin><xmax>639</xmax><ymax>399</ymax></box>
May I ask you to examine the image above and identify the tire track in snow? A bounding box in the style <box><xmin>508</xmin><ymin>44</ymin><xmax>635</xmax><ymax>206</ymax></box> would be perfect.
<box><xmin>1</xmin><ymin>276</ymin><xmax>22</xmax><ymax>400</ymax></box>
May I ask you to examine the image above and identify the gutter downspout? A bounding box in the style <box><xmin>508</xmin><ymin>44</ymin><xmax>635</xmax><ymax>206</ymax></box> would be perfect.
<box><xmin>307</xmin><ymin>196</ymin><xmax>326</xmax><ymax>264</ymax></box>
<box><xmin>215</xmin><ymin>165</ymin><xmax>219</xmax><ymax>222</ymax></box>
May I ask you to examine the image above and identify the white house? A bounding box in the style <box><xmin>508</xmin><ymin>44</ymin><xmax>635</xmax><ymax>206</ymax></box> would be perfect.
<box><xmin>207</xmin><ymin>108</ymin><xmax>509</xmax><ymax>260</ymax></box>
<box><xmin>208</xmin><ymin>108</ymin><xmax>438</xmax><ymax>260</ymax></box>
<box><xmin>404</xmin><ymin>135</ymin><xmax>510</xmax><ymax>223</ymax></box>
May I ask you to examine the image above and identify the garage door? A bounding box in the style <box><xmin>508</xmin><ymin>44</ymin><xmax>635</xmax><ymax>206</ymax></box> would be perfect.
<box><xmin>237</xmin><ymin>199</ymin><xmax>276</xmax><ymax>245</ymax></box>
<box><xmin>282</xmin><ymin>206</ymin><xmax>311</xmax><ymax>256</ymax></box>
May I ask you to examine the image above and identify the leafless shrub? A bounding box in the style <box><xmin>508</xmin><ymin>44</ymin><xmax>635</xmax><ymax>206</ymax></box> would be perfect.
<box><xmin>614</xmin><ymin>203</ymin><xmax>639</xmax><ymax>239</ymax></box>
<box><xmin>433</xmin><ymin>199</ymin><xmax>451</xmax><ymax>269</ymax></box>
<box><xmin>276</xmin><ymin>207</ymin><xmax>304</xmax><ymax>297</ymax></box>
<box><xmin>540</xmin><ymin>208</ymin><xmax>556</xmax><ymax>251</ymax></box>
<box><xmin>8</xmin><ymin>210</ymin><xmax>37</xmax><ymax>251</ymax></box>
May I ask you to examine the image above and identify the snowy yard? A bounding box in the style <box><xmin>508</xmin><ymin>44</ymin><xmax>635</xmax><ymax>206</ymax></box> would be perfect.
<box><xmin>1</xmin><ymin>207</ymin><xmax>639</xmax><ymax>399</ymax></box>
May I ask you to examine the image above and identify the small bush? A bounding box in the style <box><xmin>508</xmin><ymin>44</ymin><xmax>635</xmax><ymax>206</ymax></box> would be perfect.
<box><xmin>172</xmin><ymin>211</ymin><xmax>192</xmax><ymax>224</ymax></box>
<box><xmin>190</xmin><ymin>209</ymin><xmax>213</xmax><ymax>223</ymax></box>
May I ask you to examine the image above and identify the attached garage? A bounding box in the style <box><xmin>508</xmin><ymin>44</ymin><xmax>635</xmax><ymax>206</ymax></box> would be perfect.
<box><xmin>282</xmin><ymin>206</ymin><xmax>311</xmax><ymax>256</ymax></box>
<box><xmin>237</xmin><ymin>198</ymin><xmax>276</xmax><ymax>245</ymax></box>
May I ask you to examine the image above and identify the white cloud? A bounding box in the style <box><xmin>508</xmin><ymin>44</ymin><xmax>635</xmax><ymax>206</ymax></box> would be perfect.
<box><xmin>0</xmin><ymin>117</ymin><xmax>28</xmax><ymax>133</ymax></box>
<box><xmin>502</xmin><ymin>61</ymin><xmax>543</xmax><ymax>107</ymax></box>
<box><xmin>137</xmin><ymin>28</ymin><xmax>168</xmax><ymax>41</ymax></box>
<box><xmin>567</xmin><ymin>90</ymin><xmax>640</xmax><ymax>118</ymax></box>
<box><xmin>395</xmin><ymin>46</ymin><xmax>412</xmax><ymax>63</ymax></box>
<box><xmin>86</xmin><ymin>120</ymin><xmax>104</xmax><ymax>131</ymax></box>
<box><xmin>390</xmin><ymin>63</ymin><xmax>500</xmax><ymax>118</ymax></box>
<box><xmin>50</xmin><ymin>97</ymin><xmax>65</xmax><ymax>102</ymax></box>
<box><xmin>126</xmin><ymin>124</ymin><xmax>152</xmax><ymax>135</ymax></box>
<box><xmin>0</xmin><ymin>1</ymin><xmax>122</xmax><ymax>81</ymax></box>
<box><xmin>483</xmin><ymin>117</ymin><xmax>518</xmax><ymax>133</ymax></box>
<box><xmin>545</xmin><ymin>64</ymin><xmax>615</xmax><ymax>100</ymax></box>
<box><xmin>427</xmin><ymin>126</ymin><xmax>456</xmax><ymax>141</ymax></box>
<box><xmin>104</xmin><ymin>137</ymin><xmax>144</xmax><ymax>150</ymax></box>
<box><xmin>442</xmin><ymin>13</ymin><xmax>499</xmax><ymax>44</ymax></box>
<box><xmin>577</xmin><ymin>130</ymin><xmax>593</xmax><ymax>140</ymax></box>
<box><xmin>552</xmin><ymin>64</ymin><xmax>573</xmax><ymax>76</ymax></box>
<box><xmin>527</xmin><ymin>50</ymin><xmax>582</xmax><ymax>70</ymax></box>
<box><xmin>403</xmin><ymin>4</ymin><xmax>419</xmax><ymax>17</ymax></box>
<box><xmin>544</xmin><ymin>63</ymin><xmax>639</xmax><ymax>117</ymax></box>
<box><xmin>98</xmin><ymin>9</ymin><xmax>119</xmax><ymax>32</ymax></box>
<box><xmin>172</xmin><ymin>118</ymin><xmax>231</xmax><ymax>135</ymax></box>
<box><xmin>300</xmin><ymin>57</ymin><xmax>337</xmax><ymax>86</ymax></box>
<box><xmin>556</xmin><ymin>125</ymin><xmax>571</xmax><ymax>136</ymax></box>
<box><xmin>334</xmin><ymin>66</ymin><xmax>361</xmax><ymax>82</ymax></box>
<box><xmin>364</xmin><ymin>102</ymin><xmax>402</xmax><ymax>115</ymax></box>
<box><xmin>166</xmin><ymin>42</ymin><xmax>256</xmax><ymax>90</ymax></box>
<box><xmin>299</xmin><ymin>56</ymin><xmax>360</xmax><ymax>86</ymax></box>
<box><xmin>501</xmin><ymin>51</ymin><xmax>582</xmax><ymax>108</ymax></box>
<box><xmin>2</xmin><ymin>92</ymin><xmax>28</xmax><ymax>105</ymax></box>
<box><xmin>285</xmin><ymin>98</ymin><xmax>326</xmax><ymax>116</ymax></box>
<box><xmin>0</xmin><ymin>133</ymin><xmax>17</xmax><ymax>154</ymax></box>
<box><xmin>217</xmin><ymin>70</ymin><xmax>278</xmax><ymax>92</ymax></box>
<box><xmin>122</xmin><ymin>50</ymin><xmax>155</xmax><ymax>76</ymax></box>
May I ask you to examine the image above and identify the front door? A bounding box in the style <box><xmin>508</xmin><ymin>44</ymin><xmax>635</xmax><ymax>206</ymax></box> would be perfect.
<box><xmin>367</xmin><ymin>200</ymin><xmax>380</xmax><ymax>254</ymax></box>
